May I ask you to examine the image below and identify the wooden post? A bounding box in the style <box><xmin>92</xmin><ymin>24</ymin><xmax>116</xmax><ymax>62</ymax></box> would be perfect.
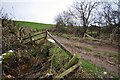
<box><xmin>46</xmin><ymin>30</ymin><xmax>47</xmax><ymax>39</ymax></box>
<box><xmin>45</xmin><ymin>30</ymin><xmax>48</xmax><ymax>42</ymax></box>
<box><xmin>29</xmin><ymin>33</ymin><xmax>33</xmax><ymax>44</ymax></box>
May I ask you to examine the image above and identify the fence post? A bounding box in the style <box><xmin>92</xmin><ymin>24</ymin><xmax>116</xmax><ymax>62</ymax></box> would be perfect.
<box><xmin>29</xmin><ymin>33</ymin><xmax>33</xmax><ymax>43</ymax></box>
<box><xmin>44</xmin><ymin>30</ymin><xmax>47</xmax><ymax>42</ymax></box>
<box><xmin>46</xmin><ymin>30</ymin><xmax>47</xmax><ymax>39</ymax></box>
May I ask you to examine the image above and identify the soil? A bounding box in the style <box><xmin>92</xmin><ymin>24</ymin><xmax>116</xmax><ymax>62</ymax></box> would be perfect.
<box><xmin>52</xmin><ymin>35</ymin><xmax>119</xmax><ymax>77</ymax></box>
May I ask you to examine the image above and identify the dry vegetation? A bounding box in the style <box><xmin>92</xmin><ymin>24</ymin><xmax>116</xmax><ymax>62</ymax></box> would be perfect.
<box><xmin>1</xmin><ymin>0</ymin><xmax>120</xmax><ymax>79</ymax></box>
<box><xmin>1</xmin><ymin>17</ymin><xmax>80</xmax><ymax>79</ymax></box>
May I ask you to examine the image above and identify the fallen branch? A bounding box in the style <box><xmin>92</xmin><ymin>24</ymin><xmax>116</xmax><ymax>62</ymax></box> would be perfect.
<box><xmin>85</xmin><ymin>33</ymin><xmax>99</xmax><ymax>41</ymax></box>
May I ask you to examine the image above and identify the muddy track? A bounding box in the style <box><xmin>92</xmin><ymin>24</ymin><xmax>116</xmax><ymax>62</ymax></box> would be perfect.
<box><xmin>52</xmin><ymin>35</ymin><xmax>119</xmax><ymax>77</ymax></box>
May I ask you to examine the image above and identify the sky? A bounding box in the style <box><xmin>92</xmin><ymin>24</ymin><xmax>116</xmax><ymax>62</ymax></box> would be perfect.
<box><xmin>0</xmin><ymin>0</ymin><xmax>74</xmax><ymax>24</ymax></box>
<box><xmin>0</xmin><ymin>0</ymin><xmax>118</xmax><ymax>24</ymax></box>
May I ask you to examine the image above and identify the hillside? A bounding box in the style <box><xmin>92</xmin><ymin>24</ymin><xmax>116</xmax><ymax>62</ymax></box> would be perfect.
<box><xmin>15</xmin><ymin>20</ymin><xmax>54</xmax><ymax>29</ymax></box>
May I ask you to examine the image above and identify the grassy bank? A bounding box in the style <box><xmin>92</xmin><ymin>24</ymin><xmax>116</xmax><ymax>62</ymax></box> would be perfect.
<box><xmin>81</xmin><ymin>59</ymin><xmax>116</xmax><ymax>78</ymax></box>
<box><xmin>15</xmin><ymin>20</ymin><xmax>54</xmax><ymax>29</ymax></box>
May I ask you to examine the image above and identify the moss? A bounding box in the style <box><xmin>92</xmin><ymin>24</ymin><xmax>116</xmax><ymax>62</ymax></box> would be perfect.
<box><xmin>3</xmin><ymin>52</ymin><xmax>15</xmax><ymax>62</ymax></box>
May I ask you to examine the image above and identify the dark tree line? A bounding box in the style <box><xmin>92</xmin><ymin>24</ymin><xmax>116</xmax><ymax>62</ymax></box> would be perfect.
<box><xmin>55</xmin><ymin>0</ymin><xmax>120</xmax><ymax>43</ymax></box>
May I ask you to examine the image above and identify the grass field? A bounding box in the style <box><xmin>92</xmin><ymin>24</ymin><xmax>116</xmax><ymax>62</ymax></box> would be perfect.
<box><xmin>81</xmin><ymin>59</ymin><xmax>115</xmax><ymax>78</ymax></box>
<box><xmin>15</xmin><ymin>20</ymin><xmax>54</xmax><ymax>29</ymax></box>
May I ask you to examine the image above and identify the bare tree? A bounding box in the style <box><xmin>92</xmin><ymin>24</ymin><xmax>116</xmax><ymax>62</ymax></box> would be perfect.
<box><xmin>62</xmin><ymin>11</ymin><xmax>75</xmax><ymax>27</ymax></box>
<box><xmin>54</xmin><ymin>13</ymin><xmax>65</xmax><ymax>32</ymax></box>
<box><xmin>69</xmin><ymin>1</ymin><xmax>98</xmax><ymax>37</ymax></box>
<box><xmin>54</xmin><ymin>10</ymin><xmax>75</xmax><ymax>32</ymax></box>
<box><xmin>102</xmin><ymin>2</ymin><xmax>120</xmax><ymax>43</ymax></box>
<box><xmin>112</xmin><ymin>1</ymin><xmax>120</xmax><ymax>26</ymax></box>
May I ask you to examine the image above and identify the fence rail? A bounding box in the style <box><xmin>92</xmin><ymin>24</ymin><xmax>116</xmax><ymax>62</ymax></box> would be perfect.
<box><xmin>22</xmin><ymin>31</ymin><xmax>46</xmax><ymax>40</ymax></box>
<box><xmin>47</xmin><ymin>31</ymin><xmax>73</xmax><ymax>57</ymax></box>
<box><xmin>22</xmin><ymin>31</ymin><xmax>74</xmax><ymax>56</ymax></box>
<box><xmin>22</xmin><ymin>31</ymin><xmax>47</xmax><ymax>44</ymax></box>
<box><xmin>21</xmin><ymin>30</ymin><xmax>79</xmax><ymax>78</ymax></box>
<box><xmin>22</xmin><ymin>30</ymin><xmax>74</xmax><ymax>57</ymax></box>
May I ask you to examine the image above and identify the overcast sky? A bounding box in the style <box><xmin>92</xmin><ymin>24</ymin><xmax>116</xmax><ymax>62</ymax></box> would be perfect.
<box><xmin>0</xmin><ymin>0</ymin><xmax>118</xmax><ymax>24</ymax></box>
<box><xmin>0</xmin><ymin>0</ymin><xmax>74</xmax><ymax>24</ymax></box>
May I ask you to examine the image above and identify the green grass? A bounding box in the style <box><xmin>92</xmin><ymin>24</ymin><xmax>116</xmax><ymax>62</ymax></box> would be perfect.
<box><xmin>61</xmin><ymin>34</ymin><xmax>70</xmax><ymax>39</ymax></box>
<box><xmin>81</xmin><ymin>60</ymin><xmax>104</xmax><ymax>74</ymax></box>
<box><xmin>50</xmin><ymin>46</ymin><xmax>70</xmax><ymax>72</ymax></box>
<box><xmin>84</xmin><ymin>47</ymin><xmax>92</xmax><ymax>52</ymax></box>
<box><xmin>107</xmin><ymin>52</ymin><xmax>118</xmax><ymax>58</ymax></box>
<box><xmin>92</xmin><ymin>46</ymin><xmax>98</xmax><ymax>48</ymax></box>
<box><xmin>81</xmin><ymin>59</ymin><xmax>116</xmax><ymax>78</ymax></box>
<box><xmin>94</xmin><ymin>52</ymin><xmax>101</xmax><ymax>57</ymax></box>
<box><xmin>15</xmin><ymin>20</ymin><xmax>54</xmax><ymax>29</ymax></box>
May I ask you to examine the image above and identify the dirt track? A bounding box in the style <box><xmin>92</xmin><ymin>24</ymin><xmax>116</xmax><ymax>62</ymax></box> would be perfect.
<box><xmin>52</xmin><ymin>35</ymin><xmax>119</xmax><ymax>77</ymax></box>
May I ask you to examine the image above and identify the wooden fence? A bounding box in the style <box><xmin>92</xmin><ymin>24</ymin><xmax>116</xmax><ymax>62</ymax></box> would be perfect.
<box><xmin>22</xmin><ymin>31</ymin><xmax>47</xmax><ymax>44</ymax></box>
<box><xmin>22</xmin><ymin>30</ymin><xmax>73</xmax><ymax>57</ymax></box>
<box><xmin>22</xmin><ymin>30</ymin><xmax>80</xmax><ymax>78</ymax></box>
